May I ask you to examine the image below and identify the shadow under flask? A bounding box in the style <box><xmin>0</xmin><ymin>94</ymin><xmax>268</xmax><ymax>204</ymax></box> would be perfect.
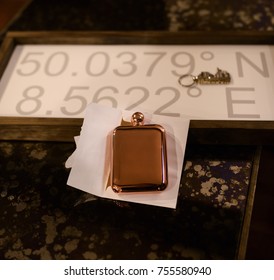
<box><xmin>111</xmin><ymin>112</ymin><xmax>168</xmax><ymax>193</ymax></box>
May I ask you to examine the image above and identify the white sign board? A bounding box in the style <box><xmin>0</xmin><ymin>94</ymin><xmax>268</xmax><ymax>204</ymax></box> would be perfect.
<box><xmin>1</xmin><ymin>44</ymin><xmax>274</xmax><ymax>119</ymax></box>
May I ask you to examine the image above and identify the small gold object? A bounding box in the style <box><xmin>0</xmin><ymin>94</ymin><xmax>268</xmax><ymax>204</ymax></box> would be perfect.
<box><xmin>178</xmin><ymin>68</ymin><xmax>231</xmax><ymax>87</ymax></box>
<box><xmin>111</xmin><ymin>112</ymin><xmax>168</xmax><ymax>193</ymax></box>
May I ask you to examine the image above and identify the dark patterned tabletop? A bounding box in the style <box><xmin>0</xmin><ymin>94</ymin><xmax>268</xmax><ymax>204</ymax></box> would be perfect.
<box><xmin>9</xmin><ymin>0</ymin><xmax>274</xmax><ymax>32</ymax></box>
<box><xmin>0</xmin><ymin>141</ymin><xmax>254</xmax><ymax>259</ymax></box>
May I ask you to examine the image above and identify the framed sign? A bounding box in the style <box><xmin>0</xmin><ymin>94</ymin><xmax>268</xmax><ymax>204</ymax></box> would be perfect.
<box><xmin>1</xmin><ymin>31</ymin><xmax>274</xmax><ymax>120</ymax></box>
<box><xmin>1</xmin><ymin>31</ymin><xmax>274</xmax><ymax>259</ymax></box>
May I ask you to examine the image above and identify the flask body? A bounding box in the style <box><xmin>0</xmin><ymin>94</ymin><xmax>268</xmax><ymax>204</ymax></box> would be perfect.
<box><xmin>111</xmin><ymin>124</ymin><xmax>168</xmax><ymax>193</ymax></box>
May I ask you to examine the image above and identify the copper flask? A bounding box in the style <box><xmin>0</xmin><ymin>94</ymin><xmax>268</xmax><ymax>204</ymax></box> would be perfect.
<box><xmin>111</xmin><ymin>112</ymin><xmax>168</xmax><ymax>193</ymax></box>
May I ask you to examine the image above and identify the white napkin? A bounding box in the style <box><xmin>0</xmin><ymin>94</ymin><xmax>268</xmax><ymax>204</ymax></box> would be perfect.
<box><xmin>66</xmin><ymin>103</ymin><xmax>190</xmax><ymax>208</ymax></box>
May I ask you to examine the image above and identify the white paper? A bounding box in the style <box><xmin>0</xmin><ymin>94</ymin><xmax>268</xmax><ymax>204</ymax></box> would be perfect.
<box><xmin>67</xmin><ymin>103</ymin><xmax>122</xmax><ymax>196</ymax></box>
<box><xmin>67</xmin><ymin>102</ymin><xmax>190</xmax><ymax>208</ymax></box>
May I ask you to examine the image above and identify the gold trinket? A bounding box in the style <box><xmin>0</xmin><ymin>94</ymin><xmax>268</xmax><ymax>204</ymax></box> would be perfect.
<box><xmin>178</xmin><ymin>68</ymin><xmax>231</xmax><ymax>87</ymax></box>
